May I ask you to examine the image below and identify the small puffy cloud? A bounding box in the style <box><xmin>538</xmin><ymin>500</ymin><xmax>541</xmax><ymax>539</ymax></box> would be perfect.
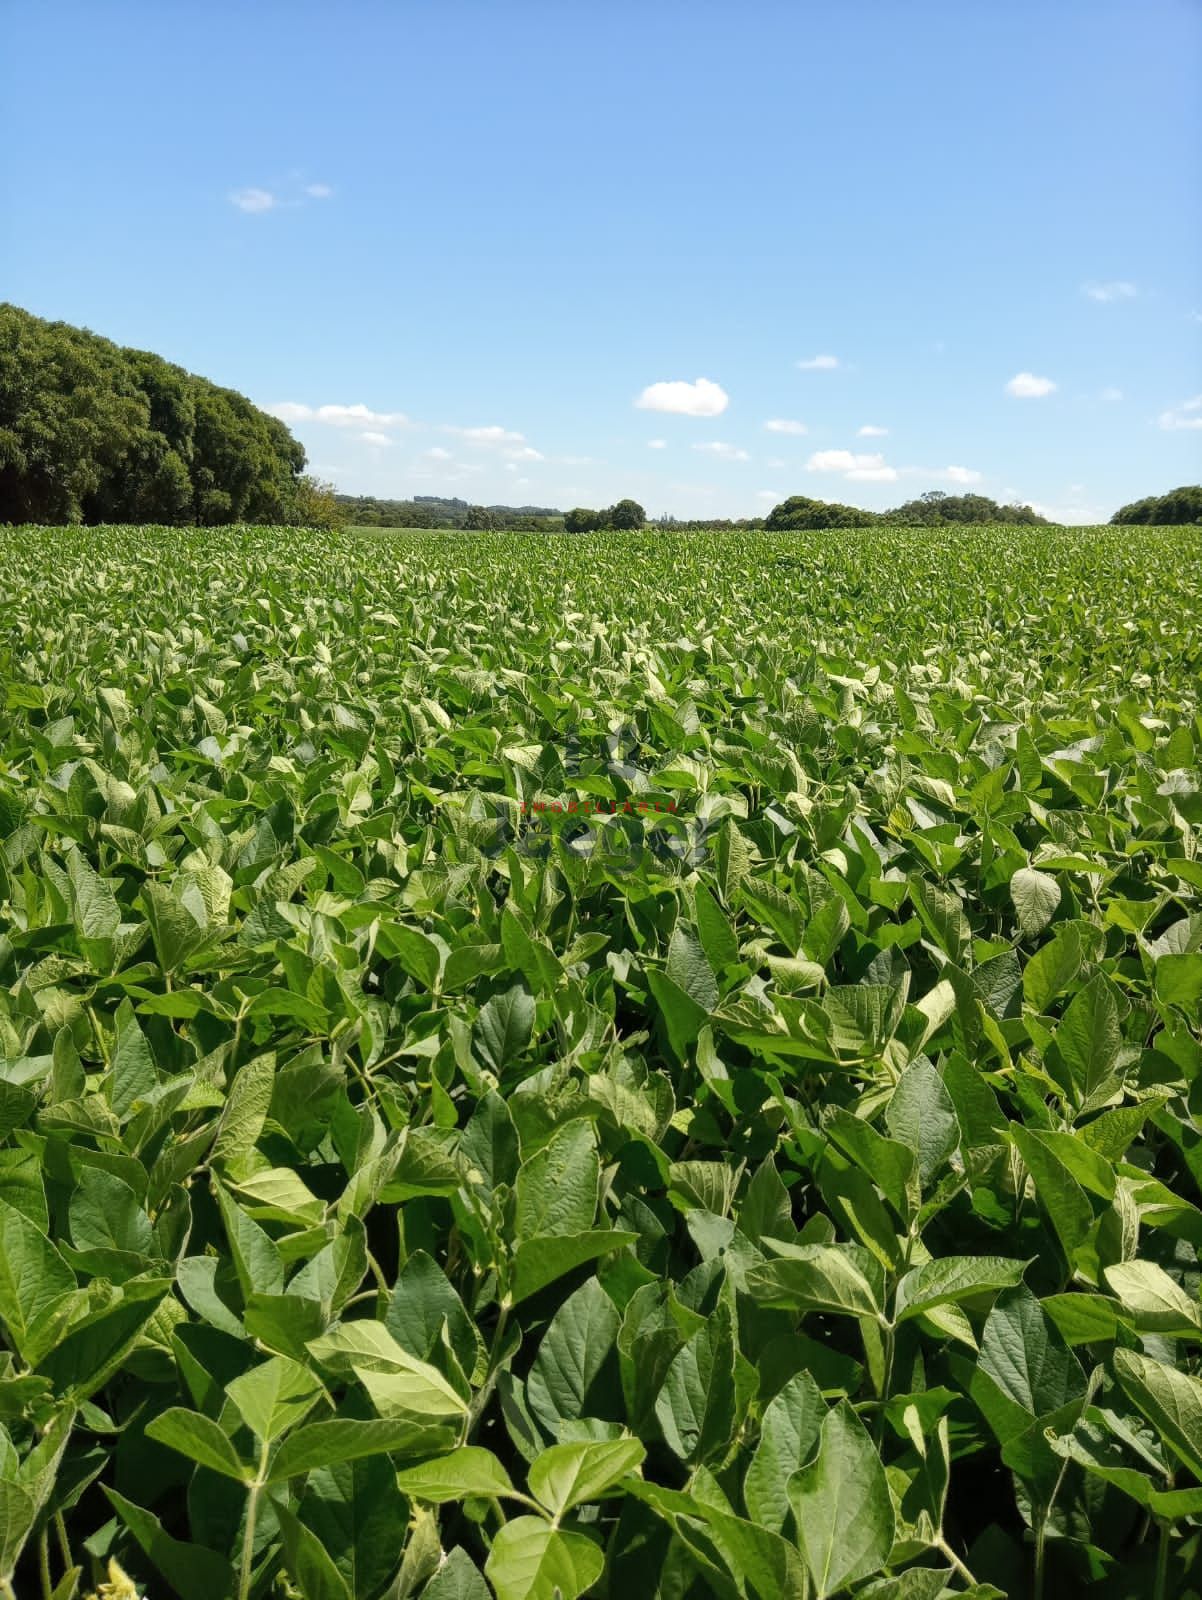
<box><xmin>806</xmin><ymin>448</ymin><xmax>897</xmax><ymax>483</ymax></box>
<box><xmin>1100</xmin><ymin>386</ymin><xmax>1123</xmax><ymax>402</ymax></box>
<box><xmin>422</xmin><ymin>446</ymin><xmax>453</xmax><ymax>460</ymax></box>
<box><xmin>264</xmin><ymin>401</ymin><xmax>409</xmax><ymax>429</ymax></box>
<box><xmin>359</xmin><ymin>431</ymin><xmax>391</xmax><ymax>446</ymax></box>
<box><xmin>943</xmin><ymin>465</ymin><xmax>982</xmax><ymax>485</ymax></box>
<box><xmin>452</xmin><ymin>424</ymin><xmax>526</xmax><ymax>443</ymax></box>
<box><xmin>504</xmin><ymin>445</ymin><xmax>545</xmax><ymax>462</ymax></box>
<box><xmin>231</xmin><ymin>178</ymin><xmax>332</xmax><ymax>213</ymax></box>
<box><xmin>694</xmin><ymin>441</ymin><xmax>750</xmax><ymax>461</ymax></box>
<box><xmin>1158</xmin><ymin>395</ymin><xmax>1202</xmax><ymax>431</ymax></box>
<box><xmin>647</xmin><ymin>438</ymin><xmax>668</xmax><ymax>449</ymax></box>
<box><xmin>764</xmin><ymin>418</ymin><xmax>808</xmax><ymax>435</ymax></box>
<box><xmin>857</xmin><ymin>424</ymin><xmax>888</xmax><ymax>437</ymax></box>
<box><xmin>635</xmin><ymin>377</ymin><xmax>729</xmax><ymax>416</ymax></box>
<box><xmin>807</xmin><ymin>449</ymin><xmax>883</xmax><ymax>472</ymax></box>
<box><xmin>1082</xmin><ymin>280</ymin><xmax>1136</xmax><ymax>302</ymax></box>
<box><xmin>797</xmin><ymin>354</ymin><xmax>839</xmax><ymax>370</ymax></box>
<box><xmin>230</xmin><ymin>187</ymin><xmax>276</xmax><ymax>213</ymax></box>
<box><xmin>1005</xmin><ymin>372</ymin><xmax>1057</xmax><ymax>398</ymax></box>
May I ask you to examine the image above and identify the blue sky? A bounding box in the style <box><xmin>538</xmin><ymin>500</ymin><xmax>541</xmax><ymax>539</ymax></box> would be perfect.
<box><xmin>5</xmin><ymin>0</ymin><xmax>1201</xmax><ymax>522</ymax></box>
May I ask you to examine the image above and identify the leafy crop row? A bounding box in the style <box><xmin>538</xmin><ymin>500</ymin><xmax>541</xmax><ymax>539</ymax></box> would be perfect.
<box><xmin>0</xmin><ymin>523</ymin><xmax>1200</xmax><ymax>1599</ymax></box>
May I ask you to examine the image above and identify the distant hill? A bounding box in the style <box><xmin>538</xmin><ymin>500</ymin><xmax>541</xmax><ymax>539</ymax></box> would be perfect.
<box><xmin>336</xmin><ymin>494</ymin><xmax>563</xmax><ymax>529</ymax></box>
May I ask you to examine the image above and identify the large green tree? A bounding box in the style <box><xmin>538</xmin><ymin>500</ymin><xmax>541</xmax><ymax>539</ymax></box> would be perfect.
<box><xmin>1111</xmin><ymin>485</ymin><xmax>1202</xmax><ymax>525</ymax></box>
<box><xmin>764</xmin><ymin>495</ymin><xmax>878</xmax><ymax>529</ymax></box>
<box><xmin>0</xmin><ymin>303</ymin><xmax>307</xmax><ymax>524</ymax></box>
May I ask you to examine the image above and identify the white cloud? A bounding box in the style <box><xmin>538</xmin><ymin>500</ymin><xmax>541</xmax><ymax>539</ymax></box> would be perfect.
<box><xmin>804</xmin><ymin>447</ymin><xmax>897</xmax><ymax>483</ymax></box>
<box><xmin>943</xmin><ymin>465</ymin><xmax>983</xmax><ymax>485</ymax></box>
<box><xmin>450</xmin><ymin>425</ymin><xmax>527</xmax><ymax>444</ymax></box>
<box><xmin>359</xmin><ymin>431</ymin><xmax>391</xmax><ymax>447</ymax></box>
<box><xmin>857</xmin><ymin>424</ymin><xmax>888</xmax><ymax>437</ymax></box>
<box><xmin>1005</xmin><ymin>372</ymin><xmax>1057</xmax><ymax>398</ymax></box>
<box><xmin>1030</xmin><ymin>500</ymin><xmax>1109</xmax><ymax>525</ymax></box>
<box><xmin>231</xmin><ymin>178</ymin><xmax>332</xmax><ymax>213</ymax></box>
<box><xmin>807</xmin><ymin>449</ymin><xmax>885</xmax><ymax>473</ymax></box>
<box><xmin>647</xmin><ymin>438</ymin><xmax>668</xmax><ymax>449</ymax></box>
<box><xmin>635</xmin><ymin>377</ymin><xmax>729</xmax><ymax>416</ymax></box>
<box><xmin>1158</xmin><ymin>395</ymin><xmax>1202</xmax><ymax>431</ymax></box>
<box><xmin>230</xmin><ymin>187</ymin><xmax>276</xmax><ymax>213</ymax></box>
<box><xmin>443</xmin><ymin>424</ymin><xmax>543</xmax><ymax>459</ymax></box>
<box><xmin>422</xmin><ymin>446</ymin><xmax>453</xmax><ymax>460</ymax></box>
<box><xmin>1100</xmin><ymin>386</ymin><xmax>1123</xmax><ymax>402</ymax></box>
<box><xmin>264</xmin><ymin>401</ymin><xmax>409</xmax><ymax>429</ymax></box>
<box><xmin>1082</xmin><ymin>280</ymin><xmax>1137</xmax><ymax>302</ymax></box>
<box><xmin>797</xmin><ymin>354</ymin><xmax>839</xmax><ymax>370</ymax></box>
<box><xmin>763</xmin><ymin>418</ymin><xmax>808</xmax><ymax>435</ymax></box>
<box><xmin>694</xmin><ymin>441</ymin><xmax>750</xmax><ymax>461</ymax></box>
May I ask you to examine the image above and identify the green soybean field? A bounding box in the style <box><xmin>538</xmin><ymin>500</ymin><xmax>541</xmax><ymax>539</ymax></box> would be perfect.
<box><xmin>2</xmin><ymin>522</ymin><xmax>1202</xmax><ymax>1600</ymax></box>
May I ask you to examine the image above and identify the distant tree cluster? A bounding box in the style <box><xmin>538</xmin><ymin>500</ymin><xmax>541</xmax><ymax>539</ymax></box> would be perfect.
<box><xmin>0</xmin><ymin>303</ymin><xmax>311</xmax><ymax>525</ymax></box>
<box><xmin>563</xmin><ymin>499</ymin><xmax>646</xmax><ymax>532</ymax></box>
<box><xmin>653</xmin><ymin>515</ymin><xmax>768</xmax><ymax>531</ymax></box>
<box><xmin>338</xmin><ymin>494</ymin><xmax>564</xmax><ymax>531</ymax></box>
<box><xmin>763</xmin><ymin>490</ymin><xmax>1048</xmax><ymax>530</ymax></box>
<box><xmin>1111</xmin><ymin>485</ymin><xmax>1202</xmax><ymax>525</ymax></box>
<box><xmin>764</xmin><ymin>495</ymin><xmax>879</xmax><ymax>530</ymax></box>
<box><xmin>882</xmin><ymin>490</ymin><xmax>1048</xmax><ymax>526</ymax></box>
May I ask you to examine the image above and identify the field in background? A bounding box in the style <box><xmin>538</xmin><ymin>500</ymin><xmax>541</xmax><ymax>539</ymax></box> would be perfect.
<box><xmin>1</xmin><ymin>523</ymin><xmax>1201</xmax><ymax>1599</ymax></box>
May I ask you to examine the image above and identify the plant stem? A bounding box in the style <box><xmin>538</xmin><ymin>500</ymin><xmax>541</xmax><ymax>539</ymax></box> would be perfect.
<box><xmin>238</xmin><ymin>1438</ymin><xmax>276</xmax><ymax>1600</ymax></box>
<box><xmin>38</xmin><ymin>1524</ymin><xmax>53</xmax><ymax>1600</ymax></box>
<box><xmin>55</xmin><ymin>1512</ymin><xmax>73</xmax><ymax>1574</ymax></box>
<box><xmin>239</xmin><ymin>1483</ymin><xmax>262</xmax><ymax>1600</ymax></box>
<box><xmin>1033</xmin><ymin>1515</ymin><xmax>1046</xmax><ymax>1600</ymax></box>
<box><xmin>1154</xmin><ymin>1518</ymin><xmax>1170</xmax><ymax>1600</ymax></box>
<box><xmin>935</xmin><ymin>1535</ymin><xmax>979</xmax><ymax>1590</ymax></box>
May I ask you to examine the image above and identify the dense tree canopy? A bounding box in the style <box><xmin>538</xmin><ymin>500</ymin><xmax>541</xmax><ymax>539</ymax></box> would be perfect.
<box><xmin>884</xmin><ymin>490</ymin><xmax>1048</xmax><ymax>525</ymax></box>
<box><xmin>1111</xmin><ymin>485</ymin><xmax>1202</xmax><ymax>525</ymax></box>
<box><xmin>0</xmin><ymin>303</ymin><xmax>308</xmax><ymax>524</ymax></box>
<box><xmin>564</xmin><ymin>499</ymin><xmax>647</xmax><ymax>532</ymax></box>
<box><xmin>764</xmin><ymin>494</ymin><xmax>879</xmax><ymax>529</ymax></box>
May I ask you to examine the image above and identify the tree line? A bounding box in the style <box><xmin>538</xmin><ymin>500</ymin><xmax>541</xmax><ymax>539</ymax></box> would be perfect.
<box><xmin>2</xmin><ymin>305</ymin><xmax>1198</xmax><ymax>529</ymax></box>
<box><xmin>0</xmin><ymin>303</ymin><xmax>333</xmax><ymax>525</ymax></box>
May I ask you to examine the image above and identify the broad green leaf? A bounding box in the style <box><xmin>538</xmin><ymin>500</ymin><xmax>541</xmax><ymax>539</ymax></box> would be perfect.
<box><xmin>745</xmin><ymin>1243</ymin><xmax>882</xmax><ymax>1319</ymax></box>
<box><xmin>654</xmin><ymin>1300</ymin><xmax>738</xmax><ymax>1465</ymax></box>
<box><xmin>474</xmin><ymin>983</ymin><xmax>536</xmax><ymax>1074</ymax></box>
<box><xmin>744</xmin><ymin>1370</ymin><xmax>824</xmax><ymax>1532</ymax></box>
<box><xmin>789</xmin><ymin>1399</ymin><xmax>895</xmax><ymax>1598</ymax></box>
<box><xmin>1114</xmin><ymin>1348</ymin><xmax>1202</xmax><ymax>1481</ymax></box>
<box><xmin>894</xmin><ymin>1256</ymin><xmax>1028</xmax><ymax>1323</ymax></box>
<box><xmin>395</xmin><ymin>1447</ymin><xmax>517</xmax><ymax>1503</ymax></box>
<box><xmin>484</xmin><ymin>1517</ymin><xmax>604</xmax><ymax>1600</ymax></box>
<box><xmin>527</xmin><ymin>1438</ymin><xmax>645</xmax><ymax>1515</ymax></box>
<box><xmin>226</xmin><ymin>1354</ymin><xmax>325</xmax><ymax>1441</ymax></box>
<box><xmin>145</xmin><ymin>1407</ymin><xmax>252</xmax><ymax>1481</ymax></box>
<box><xmin>271</xmin><ymin>1417</ymin><xmax>452</xmax><ymax>1480</ymax></box>
<box><xmin>1010</xmin><ymin>867</ymin><xmax>1061</xmax><ymax>938</ymax></box>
